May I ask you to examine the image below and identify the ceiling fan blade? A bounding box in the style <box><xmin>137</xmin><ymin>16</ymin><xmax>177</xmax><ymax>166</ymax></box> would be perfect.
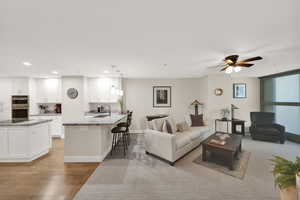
<box><xmin>224</xmin><ymin>55</ymin><xmax>239</xmax><ymax>64</ymax></box>
<box><xmin>220</xmin><ymin>66</ymin><xmax>228</xmax><ymax>71</ymax></box>
<box><xmin>235</xmin><ymin>63</ymin><xmax>254</xmax><ymax>67</ymax></box>
<box><xmin>239</xmin><ymin>56</ymin><xmax>263</xmax><ymax>62</ymax></box>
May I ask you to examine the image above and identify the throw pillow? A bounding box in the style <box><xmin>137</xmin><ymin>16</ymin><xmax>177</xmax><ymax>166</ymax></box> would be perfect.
<box><xmin>190</xmin><ymin>114</ymin><xmax>204</xmax><ymax>127</ymax></box>
<box><xmin>154</xmin><ymin>117</ymin><xmax>169</xmax><ymax>131</ymax></box>
<box><xmin>184</xmin><ymin>114</ymin><xmax>192</xmax><ymax>126</ymax></box>
<box><xmin>176</xmin><ymin>121</ymin><xmax>190</xmax><ymax>132</ymax></box>
<box><xmin>162</xmin><ymin>120</ymin><xmax>174</xmax><ymax>134</ymax></box>
<box><xmin>148</xmin><ymin>120</ymin><xmax>158</xmax><ymax>130</ymax></box>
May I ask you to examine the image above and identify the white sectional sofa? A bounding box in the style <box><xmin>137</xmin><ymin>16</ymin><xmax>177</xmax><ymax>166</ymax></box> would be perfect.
<box><xmin>144</xmin><ymin>117</ymin><xmax>213</xmax><ymax>165</ymax></box>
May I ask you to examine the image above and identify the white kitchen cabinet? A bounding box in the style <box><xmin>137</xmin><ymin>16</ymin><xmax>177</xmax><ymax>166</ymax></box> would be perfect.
<box><xmin>8</xmin><ymin>127</ymin><xmax>28</xmax><ymax>158</ymax></box>
<box><xmin>31</xmin><ymin>115</ymin><xmax>64</xmax><ymax>138</ymax></box>
<box><xmin>36</xmin><ymin>78</ymin><xmax>62</xmax><ymax>103</ymax></box>
<box><xmin>11</xmin><ymin>78</ymin><xmax>29</xmax><ymax>95</ymax></box>
<box><xmin>0</xmin><ymin>128</ymin><xmax>8</xmax><ymax>156</ymax></box>
<box><xmin>0</xmin><ymin>122</ymin><xmax>51</xmax><ymax>162</ymax></box>
<box><xmin>87</xmin><ymin>77</ymin><xmax>121</xmax><ymax>103</ymax></box>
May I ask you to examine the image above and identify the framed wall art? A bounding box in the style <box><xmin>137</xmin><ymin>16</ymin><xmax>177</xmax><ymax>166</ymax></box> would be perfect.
<box><xmin>153</xmin><ymin>86</ymin><xmax>171</xmax><ymax>107</ymax></box>
<box><xmin>233</xmin><ymin>83</ymin><xmax>246</xmax><ymax>98</ymax></box>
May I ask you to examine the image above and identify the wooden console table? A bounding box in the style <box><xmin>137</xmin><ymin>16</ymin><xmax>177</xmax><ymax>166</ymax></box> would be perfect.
<box><xmin>215</xmin><ymin>119</ymin><xmax>245</xmax><ymax>136</ymax></box>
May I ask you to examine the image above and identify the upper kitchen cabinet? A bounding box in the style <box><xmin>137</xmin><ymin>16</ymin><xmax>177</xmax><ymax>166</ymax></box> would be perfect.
<box><xmin>87</xmin><ymin>77</ymin><xmax>122</xmax><ymax>103</ymax></box>
<box><xmin>11</xmin><ymin>78</ymin><xmax>29</xmax><ymax>95</ymax></box>
<box><xmin>36</xmin><ymin>78</ymin><xmax>62</xmax><ymax>103</ymax></box>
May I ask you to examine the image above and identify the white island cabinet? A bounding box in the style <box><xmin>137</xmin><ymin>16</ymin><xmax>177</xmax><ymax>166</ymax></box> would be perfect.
<box><xmin>0</xmin><ymin>119</ymin><xmax>52</xmax><ymax>162</ymax></box>
<box><xmin>63</xmin><ymin>114</ymin><xmax>126</xmax><ymax>163</ymax></box>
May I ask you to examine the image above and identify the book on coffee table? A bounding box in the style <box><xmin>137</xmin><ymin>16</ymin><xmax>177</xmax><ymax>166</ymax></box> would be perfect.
<box><xmin>209</xmin><ymin>139</ymin><xmax>226</xmax><ymax>146</ymax></box>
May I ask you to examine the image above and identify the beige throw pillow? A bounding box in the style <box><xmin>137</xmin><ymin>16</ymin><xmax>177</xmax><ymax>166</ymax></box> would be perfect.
<box><xmin>162</xmin><ymin>120</ymin><xmax>175</xmax><ymax>134</ymax></box>
<box><xmin>154</xmin><ymin>117</ymin><xmax>168</xmax><ymax>131</ymax></box>
<box><xmin>176</xmin><ymin>121</ymin><xmax>190</xmax><ymax>132</ymax></box>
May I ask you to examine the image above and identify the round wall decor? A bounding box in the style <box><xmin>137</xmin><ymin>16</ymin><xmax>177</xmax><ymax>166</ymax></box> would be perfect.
<box><xmin>214</xmin><ymin>88</ymin><xmax>223</xmax><ymax>96</ymax></box>
<box><xmin>67</xmin><ymin>88</ymin><xmax>78</xmax><ymax>99</ymax></box>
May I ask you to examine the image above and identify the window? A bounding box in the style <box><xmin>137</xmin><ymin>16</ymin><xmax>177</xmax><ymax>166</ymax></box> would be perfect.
<box><xmin>261</xmin><ymin>70</ymin><xmax>300</xmax><ymax>137</ymax></box>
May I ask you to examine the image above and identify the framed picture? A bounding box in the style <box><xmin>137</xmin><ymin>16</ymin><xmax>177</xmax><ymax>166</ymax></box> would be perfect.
<box><xmin>153</xmin><ymin>86</ymin><xmax>171</xmax><ymax>107</ymax></box>
<box><xmin>233</xmin><ymin>83</ymin><xmax>246</xmax><ymax>98</ymax></box>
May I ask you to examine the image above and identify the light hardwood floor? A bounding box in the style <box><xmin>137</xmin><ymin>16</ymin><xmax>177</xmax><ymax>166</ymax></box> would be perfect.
<box><xmin>0</xmin><ymin>138</ymin><xmax>100</xmax><ymax>200</ymax></box>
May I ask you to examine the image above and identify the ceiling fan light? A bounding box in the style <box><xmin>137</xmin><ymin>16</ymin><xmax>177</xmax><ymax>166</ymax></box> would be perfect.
<box><xmin>234</xmin><ymin>66</ymin><xmax>241</xmax><ymax>72</ymax></box>
<box><xmin>225</xmin><ymin>66</ymin><xmax>233</xmax><ymax>74</ymax></box>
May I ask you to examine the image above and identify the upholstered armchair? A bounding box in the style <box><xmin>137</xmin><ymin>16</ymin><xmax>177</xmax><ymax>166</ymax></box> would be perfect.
<box><xmin>250</xmin><ymin>112</ymin><xmax>286</xmax><ymax>144</ymax></box>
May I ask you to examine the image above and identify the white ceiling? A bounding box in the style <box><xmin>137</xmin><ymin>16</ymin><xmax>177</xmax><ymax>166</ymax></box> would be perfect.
<box><xmin>1</xmin><ymin>0</ymin><xmax>300</xmax><ymax>78</ymax></box>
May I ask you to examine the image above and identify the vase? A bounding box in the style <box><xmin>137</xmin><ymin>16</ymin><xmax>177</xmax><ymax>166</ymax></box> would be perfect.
<box><xmin>280</xmin><ymin>186</ymin><xmax>298</xmax><ymax>200</ymax></box>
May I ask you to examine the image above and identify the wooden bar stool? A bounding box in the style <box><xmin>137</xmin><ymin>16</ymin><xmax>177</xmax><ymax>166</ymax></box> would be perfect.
<box><xmin>111</xmin><ymin>126</ymin><xmax>128</xmax><ymax>156</ymax></box>
<box><xmin>117</xmin><ymin>111</ymin><xmax>133</xmax><ymax>145</ymax></box>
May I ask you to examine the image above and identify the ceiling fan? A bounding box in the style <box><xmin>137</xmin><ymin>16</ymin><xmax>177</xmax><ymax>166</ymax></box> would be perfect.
<box><xmin>221</xmin><ymin>55</ymin><xmax>263</xmax><ymax>74</ymax></box>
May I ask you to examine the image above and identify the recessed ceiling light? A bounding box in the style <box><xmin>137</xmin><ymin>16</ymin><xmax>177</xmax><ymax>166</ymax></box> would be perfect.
<box><xmin>52</xmin><ymin>71</ymin><xmax>58</xmax><ymax>74</ymax></box>
<box><xmin>104</xmin><ymin>70</ymin><xmax>110</xmax><ymax>74</ymax></box>
<box><xmin>23</xmin><ymin>62</ymin><xmax>32</xmax><ymax>66</ymax></box>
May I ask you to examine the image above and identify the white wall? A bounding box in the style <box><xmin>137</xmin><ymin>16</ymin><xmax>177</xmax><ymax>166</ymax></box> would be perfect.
<box><xmin>62</xmin><ymin>76</ymin><xmax>85</xmax><ymax>122</ymax></box>
<box><xmin>123</xmin><ymin>75</ymin><xmax>260</xmax><ymax>131</ymax></box>
<box><xmin>123</xmin><ymin>78</ymin><xmax>208</xmax><ymax>130</ymax></box>
<box><xmin>207</xmin><ymin>74</ymin><xmax>260</xmax><ymax>128</ymax></box>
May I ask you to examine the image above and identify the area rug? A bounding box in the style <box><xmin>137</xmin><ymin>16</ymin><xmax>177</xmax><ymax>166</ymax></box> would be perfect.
<box><xmin>193</xmin><ymin>151</ymin><xmax>251</xmax><ymax>179</ymax></box>
<box><xmin>74</xmin><ymin>133</ymin><xmax>297</xmax><ymax>200</ymax></box>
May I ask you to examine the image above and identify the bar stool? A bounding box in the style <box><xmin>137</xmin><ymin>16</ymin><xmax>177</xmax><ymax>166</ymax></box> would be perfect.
<box><xmin>111</xmin><ymin>125</ymin><xmax>128</xmax><ymax>156</ymax></box>
<box><xmin>117</xmin><ymin>111</ymin><xmax>133</xmax><ymax>145</ymax></box>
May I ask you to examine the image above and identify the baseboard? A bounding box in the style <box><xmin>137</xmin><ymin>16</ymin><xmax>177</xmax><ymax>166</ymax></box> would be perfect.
<box><xmin>0</xmin><ymin>149</ymin><xmax>49</xmax><ymax>163</ymax></box>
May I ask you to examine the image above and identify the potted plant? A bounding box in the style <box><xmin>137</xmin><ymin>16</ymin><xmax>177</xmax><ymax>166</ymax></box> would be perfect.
<box><xmin>297</xmin><ymin>172</ymin><xmax>300</xmax><ymax>195</ymax></box>
<box><xmin>220</xmin><ymin>108</ymin><xmax>230</xmax><ymax>120</ymax></box>
<box><xmin>118</xmin><ymin>98</ymin><xmax>124</xmax><ymax>114</ymax></box>
<box><xmin>270</xmin><ymin>156</ymin><xmax>300</xmax><ymax>200</ymax></box>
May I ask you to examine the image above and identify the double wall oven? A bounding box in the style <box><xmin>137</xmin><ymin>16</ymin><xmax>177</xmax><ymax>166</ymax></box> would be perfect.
<box><xmin>12</xmin><ymin>95</ymin><xmax>29</xmax><ymax>121</ymax></box>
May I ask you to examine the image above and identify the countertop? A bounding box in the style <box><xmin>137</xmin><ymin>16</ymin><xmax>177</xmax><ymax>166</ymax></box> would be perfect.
<box><xmin>63</xmin><ymin>114</ymin><xmax>126</xmax><ymax>126</ymax></box>
<box><xmin>0</xmin><ymin>119</ymin><xmax>53</xmax><ymax>126</ymax></box>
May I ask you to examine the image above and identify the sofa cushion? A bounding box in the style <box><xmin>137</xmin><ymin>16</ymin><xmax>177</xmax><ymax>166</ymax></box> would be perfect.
<box><xmin>174</xmin><ymin>132</ymin><xmax>191</xmax><ymax>150</ymax></box>
<box><xmin>176</xmin><ymin>121</ymin><xmax>190</xmax><ymax>132</ymax></box>
<box><xmin>184</xmin><ymin>114</ymin><xmax>192</xmax><ymax>126</ymax></box>
<box><xmin>183</xmin><ymin>126</ymin><xmax>209</xmax><ymax>140</ymax></box>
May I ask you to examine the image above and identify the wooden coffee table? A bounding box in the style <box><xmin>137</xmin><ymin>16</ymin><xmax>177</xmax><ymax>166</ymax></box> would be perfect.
<box><xmin>202</xmin><ymin>132</ymin><xmax>242</xmax><ymax>170</ymax></box>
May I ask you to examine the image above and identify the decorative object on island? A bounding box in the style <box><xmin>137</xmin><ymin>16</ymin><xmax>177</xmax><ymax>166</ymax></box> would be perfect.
<box><xmin>118</xmin><ymin>98</ymin><xmax>124</xmax><ymax>114</ymax></box>
<box><xmin>220</xmin><ymin>108</ymin><xmax>230</xmax><ymax>120</ymax></box>
<box><xmin>67</xmin><ymin>88</ymin><xmax>78</xmax><ymax>99</ymax></box>
<box><xmin>270</xmin><ymin>156</ymin><xmax>300</xmax><ymax>200</ymax></box>
<box><xmin>153</xmin><ymin>86</ymin><xmax>171</xmax><ymax>107</ymax></box>
<box><xmin>214</xmin><ymin>88</ymin><xmax>223</xmax><ymax>96</ymax></box>
<box><xmin>233</xmin><ymin>83</ymin><xmax>246</xmax><ymax>98</ymax></box>
<box><xmin>190</xmin><ymin>100</ymin><xmax>204</xmax><ymax>127</ymax></box>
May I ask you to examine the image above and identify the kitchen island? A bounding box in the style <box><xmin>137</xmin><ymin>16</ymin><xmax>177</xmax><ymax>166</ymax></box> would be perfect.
<box><xmin>0</xmin><ymin>119</ymin><xmax>52</xmax><ymax>162</ymax></box>
<box><xmin>63</xmin><ymin>114</ymin><xmax>126</xmax><ymax>162</ymax></box>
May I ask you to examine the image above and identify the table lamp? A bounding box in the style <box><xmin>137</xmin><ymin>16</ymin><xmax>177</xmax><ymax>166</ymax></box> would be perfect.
<box><xmin>191</xmin><ymin>100</ymin><xmax>203</xmax><ymax>116</ymax></box>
